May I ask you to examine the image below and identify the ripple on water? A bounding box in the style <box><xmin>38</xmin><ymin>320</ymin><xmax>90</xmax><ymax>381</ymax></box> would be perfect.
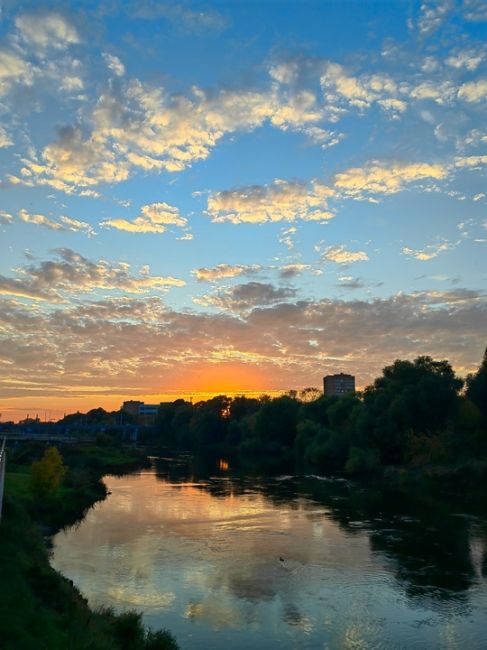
<box><xmin>51</xmin><ymin>468</ymin><xmax>487</xmax><ymax>650</ymax></box>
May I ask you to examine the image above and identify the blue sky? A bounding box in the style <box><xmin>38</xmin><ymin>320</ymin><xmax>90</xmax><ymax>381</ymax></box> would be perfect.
<box><xmin>0</xmin><ymin>0</ymin><xmax>486</xmax><ymax>420</ymax></box>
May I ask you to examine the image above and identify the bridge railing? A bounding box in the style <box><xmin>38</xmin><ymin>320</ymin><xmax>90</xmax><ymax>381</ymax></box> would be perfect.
<box><xmin>0</xmin><ymin>438</ymin><xmax>6</xmax><ymax>521</ymax></box>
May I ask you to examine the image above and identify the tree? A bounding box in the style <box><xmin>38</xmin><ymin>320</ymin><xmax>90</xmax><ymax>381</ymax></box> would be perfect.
<box><xmin>31</xmin><ymin>446</ymin><xmax>66</xmax><ymax>496</ymax></box>
<box><xmin>356</xmin><ymin>356</ymin><xmax>463</xmax><ymax>463</ymax></box>
<box><xmin>254</xmin><ymin>395</ymin><xmax>299</xmax><ymax>447</ymax></box>
<box><xmin>466</xmin><ymin>347</ymin><xmax>487</xmax><ymax>420</ymax></box>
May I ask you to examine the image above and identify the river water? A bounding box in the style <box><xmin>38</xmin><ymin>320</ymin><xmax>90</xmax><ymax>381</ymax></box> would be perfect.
<box><xmin>51</xmin><ymin>457</ymin><xmax>487</xmax><ymax>649</ymax></box>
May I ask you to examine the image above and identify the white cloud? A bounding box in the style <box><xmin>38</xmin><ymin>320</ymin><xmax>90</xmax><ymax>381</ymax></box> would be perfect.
<box><xmin>410</xmin><ymin>81</ymin><xmax>455</xmax><ymax>104</ymax></box>
<box><xmin>101</xmin><ymin>202</ymin><xmax>187</xmax><ymax>234</ymax></box>
<box><xmin>18</xmin><ymin>209</ymin><xmax>64</xmax><ymax>231</ymax></box>
<box><xmin>278</xmin><ymin>263</ymin><xmax>311</xmax><ymax>278</ymax></box>
<box><xmin>59</xmin><ymin>216</ymin><xmax>96</xmax><ymax>237</ymax></box>
<box><xmin>59</xmin><ymin>75</ymin><xmax>84</xmax><ymax>92</ymax></box>
<box><xmin>193</xmin><ymin>264</ymin><xmax>261</xmax><ymax>282</ymax></box>
<box><xmin>103</xmin><ymin>53</ymin><xmax>125</xmax><ymax>77</ymax></box>
<box><xmin>455</xmin><ymin>155</ymin><xmax>487</xmax><ymax>168</ymax></box>
<box><xmin>462</xmin><ymin>0</ymin><xmax>487</xmax><ymax>22</ymax></box>
<box><xmin>279</xmin><ymin>226</ymin><xmax>297</xmax><ymax>250</ymax></box>
<box><xmin>15</xmin><ymin>12</ymin><xmax>80</xmax><ymax>50</ymax></box>
<box><xmin>0</xmin><ymin>126</ymin><xmax>13</xmax><ymax>147</ymax></box>
<box><xmin>0</xmin><ymin>48</ymin><xmax>33</xmax><ymax>96</ymax></box>
<box><xmin>334</xmin><ymin>161</ymin><xmax>448</xmax><ymax>197</ymax></box>
<box><xmin>133</xmin><ymin>2</ymin><xmax>228</xmax><ymax>33</ymax></box>
<box><xmin>320</xmin><ymin>62</ymin><xmax>404</xmax><ymax>114</ymax></box>
<box><xmin>320</xmin><ymin>245</ymin><xmax>369</xmax><ymax>265</ymax></box>
<box><xmin>458</xmin><ymin>79</ymin><xmax>487</xmax><ymax>103</ymax></box>
<box><xmin>207</xmin><ymin>179</ymin><xmax>335</xmax><ymax>224</ymax></box>
<box><xmin>18</xmin><ymin>65</ymin><xmax>337</xmax><ymax>192</ymax></box>
<box><xmin>416</xmin><ymin>0</ymin><xmax>453</xmax><ymax>37</ymax></box>
<box><xmin>402</xmin><ymin>240</ymin><xmax>455</xmax><ymax>261</ymax></box>
<box><xmin>446</xmin><ymin>50</ymin><xmax>484</xmax><ymax>71</ymax></box>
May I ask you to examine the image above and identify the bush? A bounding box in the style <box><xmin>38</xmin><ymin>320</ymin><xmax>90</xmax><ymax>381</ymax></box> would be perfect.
<box><xmin>30</xmin><ymin>447</ymin><xmax>66</xmax><ymax>496</ymax></box>
<box><xmin>345</xmin><ymin>447</ymin><xmax>381</xmax><ymax>475</ymax></box>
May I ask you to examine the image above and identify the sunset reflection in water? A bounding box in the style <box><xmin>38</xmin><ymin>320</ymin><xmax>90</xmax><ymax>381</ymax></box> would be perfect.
<box><xmin>52</xmin><ymin>462</ymin><xmax>487</xmax><ymax>650</ymax></box>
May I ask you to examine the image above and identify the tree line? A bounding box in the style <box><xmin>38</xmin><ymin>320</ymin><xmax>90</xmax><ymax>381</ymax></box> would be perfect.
<box><xmin>152</xmin><ymin>349</ymin><xmax>487</xmax><ymax>474</ymax></box>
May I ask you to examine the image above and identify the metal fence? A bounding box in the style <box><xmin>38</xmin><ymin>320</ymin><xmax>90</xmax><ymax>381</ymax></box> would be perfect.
<box><xmin>0</xmin><ymin>438</ymin><xmax>6</xmax><ymax>521</ymax></box>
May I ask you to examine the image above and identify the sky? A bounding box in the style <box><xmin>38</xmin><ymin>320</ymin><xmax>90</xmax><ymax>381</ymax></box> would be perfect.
<box><xmin>0</xmin><ymin>0</ymin><xmax>486</xmax><ymax>421</ymax></box>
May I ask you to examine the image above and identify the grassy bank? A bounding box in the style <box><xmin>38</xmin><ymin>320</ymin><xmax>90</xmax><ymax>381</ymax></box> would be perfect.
<box><xmin>0</xmin><ymin>443</ymin><xmax>178</xmax><ymax>650</ymax></box>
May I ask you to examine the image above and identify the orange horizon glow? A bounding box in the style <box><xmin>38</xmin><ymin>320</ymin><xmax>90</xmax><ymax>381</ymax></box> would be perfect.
<box><xmin>0</xmin><ymin>360</ymin><xmax>313</xmax><ymax>423</ymax></box>
<box><xmin>0</xmin><ymin>388</ymin><xmax>288</xmax><ymax>424</ymax></box>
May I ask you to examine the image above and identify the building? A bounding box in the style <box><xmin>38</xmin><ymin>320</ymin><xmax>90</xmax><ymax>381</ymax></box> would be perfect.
<box><xmin>121</xmin><ymin>400</ymin><xmax>143</xmax><ymax>417</ymax></box>
<box><xmin>323</xmin><ymin>373</ymin><xmax>355</xmax><ymax>397</ymax></box>
<box><xmin>122</xmin><ymin>401</ymin><xmax>160</xmax><ymax>425</ymax></box>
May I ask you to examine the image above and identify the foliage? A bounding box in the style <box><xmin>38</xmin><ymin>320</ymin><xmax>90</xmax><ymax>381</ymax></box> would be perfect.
<box><xmin>345</xmin><ymin>447</ymin><xmax>381</xmax><ymax>475</ymax></box>
<box><xmin>151</xmin><ymin>351</ymin><xmax>485</xmax><ymax>475</ymax></box>
<box><xmin>466</xmin><ymin>347</ymin><xmax>487</xmax><ymax>420</ymax></box>
<box><xmin>30</xmin><ymin>446</ymin><xmax>66</xmax><ymax>496</ymax></box>
<box><xmin>2</xmin><ymin>445</ymin><xmax>178</xmax><ymax>650</ymax></box>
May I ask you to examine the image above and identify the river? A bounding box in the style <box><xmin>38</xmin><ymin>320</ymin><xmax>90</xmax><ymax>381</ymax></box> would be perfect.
<box><xmin>51</xmin><ymin>457</ymin><xmax>487</xmax><ymax>649</ymax></box>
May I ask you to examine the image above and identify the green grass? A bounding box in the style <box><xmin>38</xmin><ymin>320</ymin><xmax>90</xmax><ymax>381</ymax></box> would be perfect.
<box><xmin>0</xmin><ymin>446</ymin><xmax>177</xmax><ymax>650</ymax></box>
<box><xmin>4</xmin><ymin>467</ymin><xmax>32</xmax><ymax>503</ymax></box>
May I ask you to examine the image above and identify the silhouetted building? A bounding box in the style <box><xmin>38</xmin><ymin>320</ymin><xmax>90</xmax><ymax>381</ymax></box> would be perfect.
<box><xmin>121</xmin><ymin>400</ymin><xmax>159</xmax><ymax>425</ymax></box>
<box><xmin>323</xmin><ymin>373</ymin><xmax>355</xmax><ymax>396</ymax></box>
<box><xmin>122</xmin><ymin>400</ymin><xmax>143</xmax><ymax>416</ymax></box>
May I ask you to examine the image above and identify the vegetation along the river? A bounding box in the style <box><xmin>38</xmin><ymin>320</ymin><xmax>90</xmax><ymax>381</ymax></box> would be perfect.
<box><xmin>0</xmin><ymin>442</ymin><xmax>178</xmax><ymax>650</ymax></box>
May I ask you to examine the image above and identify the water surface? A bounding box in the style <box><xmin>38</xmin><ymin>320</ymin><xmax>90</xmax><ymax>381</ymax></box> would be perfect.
<box><xmin>52</xmin><ymin>458</ymin><xmax>487</xmax><ymax>649</ymax></box>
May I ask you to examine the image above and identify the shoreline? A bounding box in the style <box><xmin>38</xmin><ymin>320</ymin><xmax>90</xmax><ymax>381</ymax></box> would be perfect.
<box><xmin>0</xmin><ymin>442</ymin><xmax>178</xmax><ymax>650</ymax></box>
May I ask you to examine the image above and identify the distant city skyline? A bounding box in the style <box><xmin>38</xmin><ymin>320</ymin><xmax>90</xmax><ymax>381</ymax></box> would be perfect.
<box><xmin>0</xmin><ymin>1</ymin><xmax>486</xmax><ymax>422</ymax></box>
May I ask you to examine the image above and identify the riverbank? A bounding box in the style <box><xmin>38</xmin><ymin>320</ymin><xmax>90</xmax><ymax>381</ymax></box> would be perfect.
<box><xmin>0</xmin><ymin>442</ymin><xmax>178</xmax><ymax>650</ymax></box>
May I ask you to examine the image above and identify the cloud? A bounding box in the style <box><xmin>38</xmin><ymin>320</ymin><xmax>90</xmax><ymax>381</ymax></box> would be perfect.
<box><xmin>101</xmin><ymin>202</ymin><xmax>187</xmax><ymax>234</ymax></box>
<box><xmin>462</xmin><ymin>0</ymin><xmax>487</xmax><ymax>22</ymax></box>
<box><xmin>320</xmin><ymin>62</ymin><xmax>405</xmax><ymax>114</ymax></box>
<box><xmin>415</xmin><ymin>0</ymin><xmax>453</xmax><ymax>37</ymax></box>
<box><xmin>457</xmin><ymin>79</ymin><xmax>487</xmax><ymax>103</ymax></box>
<box><xmin>15</xmin><ymin>11</ymin><xmax>80</xmax><ymax>50</ymax></box>
<box><xmin>402</xmin><ymin>240</ymin><xmax>455</xmax><ymax>261</ymax></box>
<box><xmin>455</xmin><ymin>155</ymin><xmax>487</xmax><ymax>168</ymax></box>
<box><xmin>446</xmin><ymin>50</ymin><xmax>484</xmax><ymax>71</ymax></box>
<box><xmin>279</xmin><ymin>226</ymin><xmax>297</xmax><ymax>250</ymax></box>
<box><xmin>18</xmin><ymin>209</ymin><xmax>65</xmax><ymax>231</ymax></box>
<box><xmin>278</xmin><ymin>263</ymin><xmax>311</xmax><ymax>278</ymax></box>
<box><xmin>59</xmin><ymin>216</ymin><xmax>96</xmax><ymax>237</ymax></box>
<box><xmin>193</xmin><ymin>264</ymin><xmax>261</xmax><ymax>282</ymax></box>
<box><xmin>320</xmin><ymin>245</ymin><xmax>369</xmax><ymax>265</ymax></box>
<box><xmin>132</xmin><ymin>2</ymin><xmax>229</xmax><ymax>33</ymax></box>
<box><xmin>103</xmin><ymin>53</ymin><xmax>125</xmax><ymax>77</ymax></box>
<box><xmin>15</xmin><ymin>210</ymin><xmax>95</xmax><ymax>236</ymax></box>
<box><xmin>337</xmin><ymin>276</ymin><xmax>366</xmax><ymax>289</ymax></box>
<box><xmin>195</xmin><ymin>282</ymin><xmax>297</xmax><ymax>312</ymax></box>
<box><xmin>0</xmin><ymin>211</ymin><xmax>13</xmax><ymax>224</ymax></box>
<box><xmin>0</xmin><ymin>126</ymin><xmax>13</xmax><ymax>147</ymax></box>
<box><xmin>0</xmin><ymin>290</ymin><xmax>484</xmax><ymax>401</ymax></box>
<box><xmin>334</xmin><ymin>161</ymin><xmax>448</xmax><ymax>197</ymax></box>
<box><xmin>0</xmin><ymin>48</ymin><xmax>33</xmax><ymax>96</ymax></box>
<box><xmin>0</xmin><ymin>249</ymin><xmax>185</xmax><ymax>302</ymax></box>
<box><xmin>18</xmin><ymin>65</ymin><xmax>334</xmax><ymax>192</ymax></box>
<box><xmin>410</xmin><ymin>81</ymin><xmax>455</xmax><ymax>104</ymax></box>
<box><xmin>207</xmin><ymin>179</ymin><xmax>335</xmax><ymax>224</ymax></box>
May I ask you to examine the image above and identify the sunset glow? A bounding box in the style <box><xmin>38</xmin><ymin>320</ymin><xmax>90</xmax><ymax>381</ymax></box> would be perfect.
<box><xmin>0</xmin><ymin>1</ymin><xmax>486</xmax><ymax>421</ymax></box>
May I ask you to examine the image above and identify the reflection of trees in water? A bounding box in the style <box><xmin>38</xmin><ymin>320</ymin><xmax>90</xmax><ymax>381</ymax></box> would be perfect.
<box><xmin>152</xmin><ymin>455</ymin><xmax>487</xmax><ymax>610</ymax></box>
<box><xmin>299</xmin><ymin>476</ymin><xmax>482</xmax><ymax>612</ymax></box>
